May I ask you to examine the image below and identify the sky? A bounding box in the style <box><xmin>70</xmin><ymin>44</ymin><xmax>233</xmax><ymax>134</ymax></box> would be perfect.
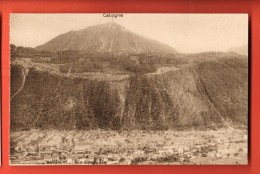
<box><xmin>10</xmin><ymin>13</ymin><xmax>248</xmax><ymax>53</ymax></box>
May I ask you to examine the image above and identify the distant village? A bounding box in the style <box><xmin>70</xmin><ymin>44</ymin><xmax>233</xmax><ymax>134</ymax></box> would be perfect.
<box><xmin>10</xmin><ymin>129</ymin><xmax>247</xmax><ymax>165</ymax></box>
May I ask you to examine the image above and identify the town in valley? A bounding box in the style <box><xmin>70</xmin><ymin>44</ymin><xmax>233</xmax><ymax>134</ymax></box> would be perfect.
<box><xmin>10</xmin><ymin>128</ymin><xmax>247</xmax><ymax>165</ymax></box>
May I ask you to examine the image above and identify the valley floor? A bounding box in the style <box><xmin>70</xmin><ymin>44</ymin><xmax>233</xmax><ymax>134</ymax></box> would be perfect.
<box><xmin>10</xmin><ymin>128</ymin><xmax>247</xmax><ymax>165</ymax></box>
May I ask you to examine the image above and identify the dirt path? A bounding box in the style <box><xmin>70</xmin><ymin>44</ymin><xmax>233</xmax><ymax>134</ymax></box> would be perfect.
<box><xmin>11</xmin><ymin>60</ymin><xmax>29</xmax><ymax>101</ymax></box>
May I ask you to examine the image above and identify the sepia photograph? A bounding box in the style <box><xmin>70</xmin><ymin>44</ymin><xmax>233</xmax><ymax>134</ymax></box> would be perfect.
<box><xmin>10</xmin><ymin>13</ymin><xmax>248</xmax><ymax>165</ymax></box>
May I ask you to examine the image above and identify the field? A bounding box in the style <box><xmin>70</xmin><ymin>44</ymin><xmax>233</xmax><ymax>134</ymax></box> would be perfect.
<box><xmin>10</xmin><ymin>128</ymin><xmax>247</xmax><ymax>165</ymax></box>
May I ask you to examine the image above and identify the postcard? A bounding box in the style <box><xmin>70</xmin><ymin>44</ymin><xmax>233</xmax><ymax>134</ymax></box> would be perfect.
<box><xmin>9</xmin><ymin>13</ymin><xmax>248</xmax><ymax>165</ymax></box>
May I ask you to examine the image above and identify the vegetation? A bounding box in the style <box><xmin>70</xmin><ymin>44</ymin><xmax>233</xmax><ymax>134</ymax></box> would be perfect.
<box><xmin>10</xmin><ymin>44</ymin><xmax>55</xmax><ymax>60</ymax></box>
<box><xmin>10</xmin><ymin>45</ymin><xmax>248</xmax><ymax>131</ymax></box>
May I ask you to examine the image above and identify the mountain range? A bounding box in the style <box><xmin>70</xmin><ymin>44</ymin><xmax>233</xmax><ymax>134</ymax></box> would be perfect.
<box><xmin>227</xmin><ymin>44</ymin><xmax>248</xmax><ymax>56</ymax></box>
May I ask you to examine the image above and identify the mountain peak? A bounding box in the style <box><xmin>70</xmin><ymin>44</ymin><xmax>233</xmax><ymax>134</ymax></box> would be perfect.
<box><xmin>104</xmin><ymin>21</ymin><xmax>120</xmax><ymax>26</ymax></box>
<box><xmin>95</xmin><ymin>22</ymin><xmax>128</xmax><ymax>32</ymax></box>
<box><xmin>36</xmin><ymin>23</ymin><xmax>177</xmax><ymax>54</ymax></box>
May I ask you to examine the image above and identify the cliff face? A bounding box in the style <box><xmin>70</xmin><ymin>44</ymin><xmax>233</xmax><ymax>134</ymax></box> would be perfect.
<box><xmin>10</xmin><ymin>56</ymin><xmax>248</xmax><ymax>131</ymax></box>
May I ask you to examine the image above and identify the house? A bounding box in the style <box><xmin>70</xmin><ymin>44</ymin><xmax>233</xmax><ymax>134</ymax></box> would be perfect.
<box><xmin>67</xmin><ymin>158</ymin><xmax>74</xmax><ymax>164</ymax></box>
<box><xmin>133</xmin><ymin>150</ymin><xmax>144</xmax><ymax>157</ymax></box>
<box><xmin>51</xmin><ymin>152</ymin><xmax>59</xmax><ymax>163</ymax></box>
<box><xmin>166</xmin><ymin>148</ymin><xmax>174</xmax><ymax>154</ymax></box>
<box><xmin>178</xmin><ymin>146</ymin><xmax>184</xmax><ymax>154</ymax></box>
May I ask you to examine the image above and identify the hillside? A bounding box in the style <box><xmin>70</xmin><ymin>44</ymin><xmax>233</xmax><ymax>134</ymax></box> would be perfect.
<box><xmin>10</xmin><ymin>52</ymin><xmax>248</xmax><ymax>131</ymax></box>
